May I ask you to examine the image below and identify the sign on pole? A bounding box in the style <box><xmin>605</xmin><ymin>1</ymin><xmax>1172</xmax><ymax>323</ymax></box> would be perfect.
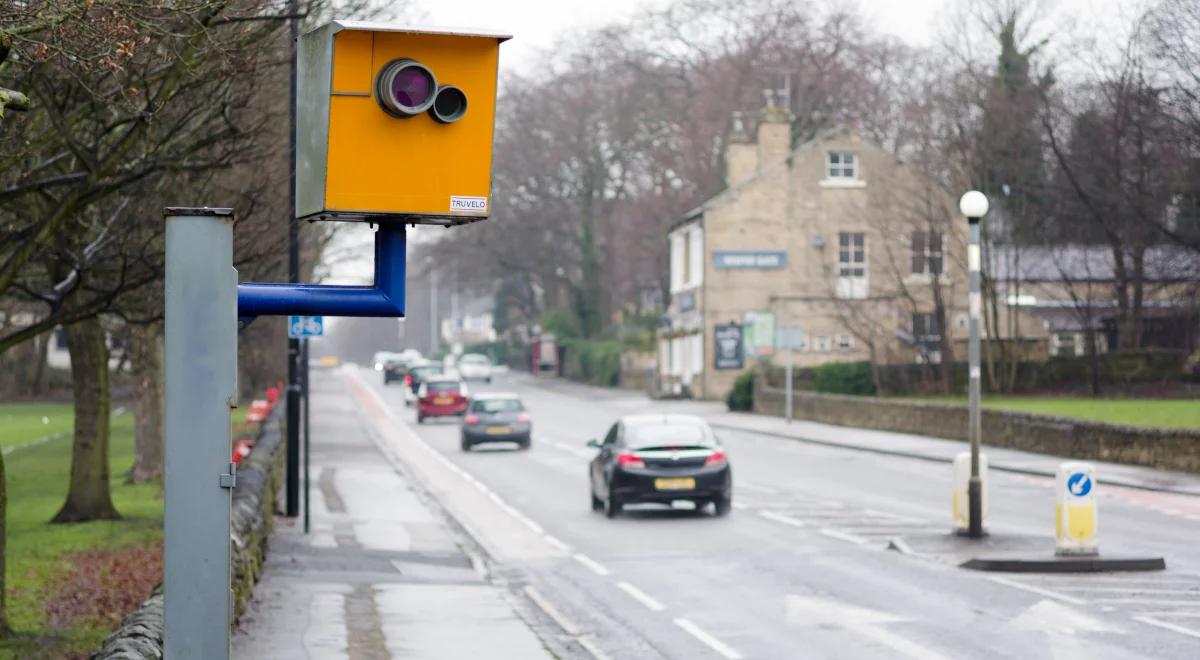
<box><xmin>777</xmin><ymin>325</ymin><xmax>804</xmax><ymax>351</ymax></box>
<box><xmin>288</xmin><ymin>315</ymin><xmax>324</xmax><ymax>338</ymax></box>
<box><xmin>742</xmin><ymin>311</ymin><xmax>776</xmax><ymax>357</ymax></box>
<box><xmin>713</xmin><ymin>323</ymin><xmax>744</xmax><ymax>369</ymax></box>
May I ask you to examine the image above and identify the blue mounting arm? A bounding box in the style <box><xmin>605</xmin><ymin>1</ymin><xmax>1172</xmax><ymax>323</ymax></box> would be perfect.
<box><xmin>237</xmin><ymin>223</ymin><xmax>405</xmax><ymax>324</ymax></box>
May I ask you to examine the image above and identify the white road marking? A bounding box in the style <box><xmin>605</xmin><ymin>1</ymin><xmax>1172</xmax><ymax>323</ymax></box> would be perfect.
<box><xmin>544</xmin><ymin>535</ymin><xmax>571</xmax><ymax>552</ymax></box>
<box><xmin>673</xmin><ymin>618</ymin><xmax>744</xmax><ymax>659</ymax></box>
<box><xmin>577</xmin><ymin>635</ymin><xmax>615</xmax><ymax>660</ymax></box>
<box><xmin>987</xmin><ymin>576</ymin><xmax>1085</xmax><ymax>605</ymax></box>
<box><xmin>786</xmin><ymin>595</ymin><xmax>950</xmax><ymax>660</ymax></box>
<box><xmin>759</xmin><ymin>510</ymin><xmax>807</xmax><ymax>527</ymax></box>
<box><xmin>1060</xmin><ymin>587</ymin><xmax>1200</xmax><ymax>595</ymax></box>
<box><xmin>731</xmin><ymin>501</ymin><xmax>748</xmax><ymax>510</ymax></box>
<box><xmin>1132</xmin><ymin>615</ymin><xmax>1200</xmax><ymax>640</ymax></box>
<box><xmin>524</xmin><ymin>585</ymin><xmax>581</xmax><ymax>636</ymax></box>
<box><xmin>573</xmin><ymin>553</ymin><xmax>611</xmax><ymax>576</ymax></box>
<box><xmin>734</xmin><ymin>482</ymin><xmax>779</xmax><ymax>494</ymax></box>
<box><xmin>861</xmin><ymin>508</ymin><xmax>928</xmax><ymax>524</ymax></box>
<box><xmin>820</xmin><ymin>528</ymin><xmax>868</xmax><ymax>544</ymax></box>
<box><xmin>1092</xmin><ymin>598</ymin><xmax>1200</xmax><ymax>606</ymax></box>
<box><xmin>616</xmin><ymin>581</ymin><xmax>666</xmax><ymax>611</ymax></box>
<box><xmin>466</xmin><ymin>551</ymin><xmax>488</xmax><ymax>578</ymax></box>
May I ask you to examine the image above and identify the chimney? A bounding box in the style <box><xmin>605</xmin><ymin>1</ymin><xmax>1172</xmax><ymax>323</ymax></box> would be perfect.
<box><xmin>724</xmin><ymin>111</ymin><xmax>757</xmax><ymax>186</ymax></box>
<box><xmin>756</xmin><ymin>88</ymin><xmax>791</xmax><ymax>173</ymax></box>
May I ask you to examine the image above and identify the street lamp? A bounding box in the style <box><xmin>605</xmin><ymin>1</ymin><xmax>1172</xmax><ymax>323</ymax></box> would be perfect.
<box><xmin>959</xmin><ymin>190</ymin><xmax>989</xmax><ymax>538</ymax></box>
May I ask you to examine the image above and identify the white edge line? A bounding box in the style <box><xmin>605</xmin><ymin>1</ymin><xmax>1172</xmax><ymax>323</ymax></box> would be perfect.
<box><xmin>673</xmin><ymin>617</ymin><xmax>744</xmax><ymax>660</ymax></box>
<box><xmin>573</xmin><ymin>553</ymin><xmax>611</xmax><ymax>576</ymax></box>
<box><xmin>759</xmin><ymin>510</ymin><xmax>806</xmax><ymax>527</ymax></box>
<box><xmin>466</xmin><ymin>551</ymin><xmax>487</xmax><ymax>578</ymax></box>
<box><xmin>524</xmin><ymin>585</ymin><xmax>581</xmax><ymax>636</ymax></box>
<box><xmin>577</xmin><ymin>635</ymin><xmax>615</xmax><ymax>660</ymax></box>
<box><xmin>1133</xmin><ymin>615</ymin><xmax>1200</xmax><ymax>640</ymax></box>
<box><xmin>616</xmin><ymin>581</ymin><xmax>666</xmax><ymax>612</ymax></box>
<box><xmin>820</xmin><ymin>528</ymin><xmax>868</xmax><ymax>544</ymax></box>
<box><xmin>986</xmin><ymin>576</ymin><xmax>1086</xmax><ymax>605</ymax></box>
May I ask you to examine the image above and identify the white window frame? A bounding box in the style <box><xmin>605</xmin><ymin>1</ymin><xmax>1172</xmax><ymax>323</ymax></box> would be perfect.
<box><xmin>687</xmin><ymin>228</ymin><xmax>704</xmax><ymax>288</ymax></box>
<box><xmin>815</xmin><ymin>336</ymin><xmax>831</xmax><ymax>352</ymax></box>
<box><xmin>827</xmin><ymin>152</ymin><xmax>857</xmax><ymax>179</ymax></box>
<box><xmin>669</xmin><ymin>233</ymin><xmax>685</xmax><ymax>294</ymax></box>
<box><xmin>836</xmin><ymin>232</ymin><xmax>868</xmax><ymax>299</ymax></box>
<box><xmin>836</xmin><ymin>335</ymin><xmax>854</xmax><ymax>351</ymax></box>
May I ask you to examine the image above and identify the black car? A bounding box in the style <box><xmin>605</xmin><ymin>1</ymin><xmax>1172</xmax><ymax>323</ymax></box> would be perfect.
<box><xmin>382</xmin><ymin>358</ymin><xmax>409</xmax><ymax>384</ymax></box>
<box><xmin>588</xmin><ymin>414</ymin><xmax>732</xmax><ymax>518</ymax></box>
<box><xmin>461</xmin><ymin>394</ymin><xmax>531</xmax><ymax>451</ymax></box>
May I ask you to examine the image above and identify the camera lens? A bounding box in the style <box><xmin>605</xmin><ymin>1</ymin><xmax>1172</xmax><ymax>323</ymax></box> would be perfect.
<box><xmin>376</xmin><ymin>59</ymin><xmax>437</xmax><ymax>117</ymax></box>
<box><xmin>429</xmin><ymin>85</ymin><xmax>468</xmax><ymax>123</ymax></box>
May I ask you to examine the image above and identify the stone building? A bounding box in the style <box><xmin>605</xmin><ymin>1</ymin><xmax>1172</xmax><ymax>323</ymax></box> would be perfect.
<box><xmin>658</xmin><ymin>105</ymin><xmax>970</xmax><ymax>400</ymax></box>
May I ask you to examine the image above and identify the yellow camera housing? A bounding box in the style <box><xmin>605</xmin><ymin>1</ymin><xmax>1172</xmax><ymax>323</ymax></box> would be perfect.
<box><xmin>296</xmin><ymin>21</ymin><xmax>509</xmax><ymax>223</ymax></box>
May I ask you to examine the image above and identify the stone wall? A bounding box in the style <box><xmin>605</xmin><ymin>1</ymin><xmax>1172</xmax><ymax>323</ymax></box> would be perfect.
<box><xmin>754</xmin><ymin>376</ymin><xmax>1200</xmax><ymax>473</ymax></box>
<box><xmin>91</xmin><ymin>410</ymin><xmax>286</xmax><ymax>659</ymax></box>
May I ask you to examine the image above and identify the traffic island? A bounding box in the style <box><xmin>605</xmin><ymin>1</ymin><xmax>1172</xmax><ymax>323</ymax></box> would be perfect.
<box><xmin>889</xmin><ymin>533</ymin><xmax>1166</xmax><ymax>573</ymax></box>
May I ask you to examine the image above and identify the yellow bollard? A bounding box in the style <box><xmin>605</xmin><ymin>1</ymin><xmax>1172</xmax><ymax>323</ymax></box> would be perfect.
<box><xmin>1055</xmin><ymin>462</ymin><xmax>1098</xmax><ymax>556</ymax></box>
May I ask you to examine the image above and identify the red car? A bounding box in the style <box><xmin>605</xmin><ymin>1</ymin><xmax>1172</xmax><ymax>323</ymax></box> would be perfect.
<box><xmin>416</xmin><ymin>375</ymin><xmax>468</xmax><ymax>423</ymax></box>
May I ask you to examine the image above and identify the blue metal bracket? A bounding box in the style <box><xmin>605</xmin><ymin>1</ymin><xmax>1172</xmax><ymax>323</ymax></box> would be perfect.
<box><xmin>237</xmin><ymin>223</ymin><xmax>405</xmax><ymax>326</ymax></box>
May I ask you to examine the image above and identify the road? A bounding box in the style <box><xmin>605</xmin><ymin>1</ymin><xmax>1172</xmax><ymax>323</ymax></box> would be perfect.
<box><xmin>343</xmin><ymin>365</ymin><xmax>1200</xmax><ymax>659</ymax></box>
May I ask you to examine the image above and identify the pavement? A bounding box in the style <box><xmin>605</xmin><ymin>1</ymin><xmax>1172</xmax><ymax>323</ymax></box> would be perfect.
<box><xmin>237</xmin><ymin>366</ymin><xmax>1200</xmax><ymax>659</ymax></box>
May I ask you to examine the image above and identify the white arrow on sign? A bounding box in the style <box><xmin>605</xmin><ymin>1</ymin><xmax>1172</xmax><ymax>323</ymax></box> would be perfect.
<box><xmin>786</xmin><ymin>595</ymin><xmax>951</xmax><ymax>660</ymax></box>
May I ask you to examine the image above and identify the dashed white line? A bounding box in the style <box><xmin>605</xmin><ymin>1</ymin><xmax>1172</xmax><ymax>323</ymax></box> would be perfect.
<box><xmin>573</xmin><ymin>553</ymin><xmax>611</xmax><ymax>576</ymax></box>
<box><xmin>525</xmin><ymin>585</ymin><xmax>581</xmax><ymax>636</ymax></box>
<box><xmin>759</xmin><ymin>510</ymin><xmax>806</xmax><ymax>527</ymax></box>
<box><xmin>577</xmin><ymin>635</ymin><xmax>616</xmax><ymax>660</ymax></box>
<box><xmin>673</xmin><ymin>618</ymin><xmax>744</xmax><ymax>659</ymax></box>
<box><xmin>1133</xmin><ymin>615</ymin><xmax>1200</xmax><ymax>640</ymax></box>
<box><xmin>819</xmin><ymin>528</ymin><xmax>868</xmax><ymax>544</ymax></box>
<box><xmin>466</xmin><ymin>551</ymin><xmax>488</xmax><ymax>578</ymax></box>
<box><xmin>544</xmin><ymin>534</ymin><xmax>571</xmax><ymax>552</ymax></box>
<box><xmin>616</xmin><ymin>581</ymin><xmax>666</xmax><ymax>611</ymax></box>
<box><xmin>731</xmin><ymin>501</ymin><xmax>748</xmax><ymax>510</ymax></box>
<box><xmin>1094</xmin><ymin>598</ymin><xmax>1200</xmax><ymax>607</ymax></box>
<box><xmin>986</xmin><ymin>576</ymin><xmax>1085</xmax><ymax>605</ymax></box>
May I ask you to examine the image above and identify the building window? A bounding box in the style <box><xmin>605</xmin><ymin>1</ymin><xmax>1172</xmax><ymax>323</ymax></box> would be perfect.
<box><xmin>828</xmin><ymin>152</ymin><xmax>856</xmax><ymax>179</ymax></box>
<box><xmin>687</xmin><ymin>229</ymin><xmax>703</xmax><ymax>288</ymax></box>
<box><xmin>912</xmin><ymin>312</ymin><xmax>943</xmax><ymax>350</ymax></box>
<box><xmin>911</xmin><ymin>231</ymin><xmax>944</xmax><ymax>275</ymax></box>
<box><xmin>669</xmin><ymin>233</ymin><xmax>684</xmax><ymax>293</ymax></box>
<box><xmin>836</xmin><ymin>335</ymin><xmax>854</xmax><ymax>351</ymax></box>
<box><xmin>836</xmin><ymin>232</ymin><xmax>867</xmax><ymax>299</ymax></box>
<box><xmin>815</xmin><ymin>336</ymin><xmax>831</xmax><ymax>352</ymax></box>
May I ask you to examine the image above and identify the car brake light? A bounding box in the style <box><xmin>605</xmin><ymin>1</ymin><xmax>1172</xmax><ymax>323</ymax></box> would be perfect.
<box><xmin>704</xmin><ymin>450</ymin><xmax>727</xmax><ymax>467</ymax></box>
<box><xmin>617</xmin><ymin>451</ymin><xmax>644</xmax><ymax>467</ymax></box>
<box><xmin>405</xmin><ymin>374</ymin><xmax>412</xmax><ymax>385</ymax></box>
<box><xmin>465</xmin><ymin>414</ymin><xmax>479</xmax><ymax>424</ymax></box>
<box><xmin>517</xmin><ymin>413</ymin><xmax>530</xmax><ymax>423</ymax></box>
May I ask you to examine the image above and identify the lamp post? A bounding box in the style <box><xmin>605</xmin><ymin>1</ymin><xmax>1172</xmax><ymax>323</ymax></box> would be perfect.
<box><xmin>959</xmin><ymin>190</ymin><xmax>989</xmax><ymax>538</ymax></box>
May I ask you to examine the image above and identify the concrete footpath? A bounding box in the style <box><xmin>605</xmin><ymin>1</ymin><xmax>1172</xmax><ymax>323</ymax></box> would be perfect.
<box><xmin>232</xmin><ymin>373</ymin><xmax>555</xmax><ymax>659</ymax></box>
<box><xmin>706</xmin><ymin>409</ymin><xmax>1200</xmax><ymax>495</ymax></box>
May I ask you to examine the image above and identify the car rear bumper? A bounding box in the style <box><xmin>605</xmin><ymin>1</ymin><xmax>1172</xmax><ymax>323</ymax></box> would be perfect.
<box><xmin>418</xmin><ymin>402</ymin><xmax>467</xmax><ymax>417</ymax></box>
<box><xmin>611</xmin><ymin>465</ymin><xmax>731</xmax><ymax>502</ymax></box>
<box><xmin>462</xmin><ymin>424</ymin><xmax>531</xmax><ymax>444</ymax></box>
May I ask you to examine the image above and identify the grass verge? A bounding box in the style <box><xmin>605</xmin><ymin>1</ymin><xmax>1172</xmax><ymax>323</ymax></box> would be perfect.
<box><xmin>0</xmin><ymin>404</ymin><xmax>162</xmax><ymax>659</ymax></box>
<box><xmin>900</xmin><ymin>396</ymin><xmax>1200</xmax><ymax>430</ymax></box>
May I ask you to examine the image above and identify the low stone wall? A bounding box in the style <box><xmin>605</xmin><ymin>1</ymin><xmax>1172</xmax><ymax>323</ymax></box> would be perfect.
<box><xmin>92</xmin><ymin>410</ymin><xmax>286</xmax><ymax>659</ymax></box>
<box><xmin>754</xmin><ymin>377</ymin><xmax>1200</xmax><ymax>473</ymax></box>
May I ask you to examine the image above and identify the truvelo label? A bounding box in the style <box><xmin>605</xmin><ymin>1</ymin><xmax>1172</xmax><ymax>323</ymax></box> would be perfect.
<box><xmin>450</xmin><ymin>196</ymin><xmax>488</xmax><ymax>212</ymax></box>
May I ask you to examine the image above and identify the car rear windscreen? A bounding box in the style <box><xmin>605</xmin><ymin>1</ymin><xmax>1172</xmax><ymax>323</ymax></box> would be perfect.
<box><xmin>471</xmin><ymin>399</ymin><xmax>523</xmax><ymax>413</ymax></box>
<box><xmin>626</xmin><ymin>423</ymin><xmax>715</xmax><ymax>448</ymax></box>
<box><xmin>460</xmin><ymin>355</ymin><xmax>489</xmax><ymax>365</ymax></box>
<box><xmin>412</xmin><ymin>366</ymin><xmax>443</xmax><ymax>378</ymax></box>
<box><xmin>426</xmin><ymin>381</ymin><xmax>458</xmax><ymax>393</ymax></box>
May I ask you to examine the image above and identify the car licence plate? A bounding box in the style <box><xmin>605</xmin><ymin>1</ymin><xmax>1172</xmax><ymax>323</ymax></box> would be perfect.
<box><xmin>485</xmin><ymin>426</ymin><xmax>511</xmax><ymax>435</ymax></box>
<box><xmin>433</xmin><ymin>396</ymin><xmax>452</xmax><ymax>405</ymax></box>
<box><xmin>654</xmin><ymin>477</ymin><xmax>695</xmax><ymax>490</ymax></box>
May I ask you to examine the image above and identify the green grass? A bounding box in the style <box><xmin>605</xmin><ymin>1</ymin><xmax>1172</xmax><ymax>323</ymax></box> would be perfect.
<box><xmin>0</xmin><ymin>404</ymin><xmax>163</xmax><ymax>659</ymax></box>
<box><xmin>902</xmin><ymin>396</ymin><xmax>1200</xmax><ymax>430</ymax></box>
<box><xmin>0</xmin><ymin>403</ymin><xmax>74</xmax><ymax>450</ymax></box>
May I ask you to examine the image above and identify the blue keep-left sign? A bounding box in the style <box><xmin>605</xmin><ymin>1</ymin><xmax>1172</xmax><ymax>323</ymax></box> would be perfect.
<box><xmin>1066</xmin><ymin>472</ymin><xmax>1092</xmax><ymax>497</ymax></box>
<box><xmin>288</xmin><ymin>315</ymin><xmax>324</xmax><ymax>338</ymax></box>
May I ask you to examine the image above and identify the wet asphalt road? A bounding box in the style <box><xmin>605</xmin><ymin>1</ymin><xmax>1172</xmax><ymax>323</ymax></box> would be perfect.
<box><xmin>352</xmin><ymin>366</ymin><xmax>1200</xmax><ymax>660</ymax></box>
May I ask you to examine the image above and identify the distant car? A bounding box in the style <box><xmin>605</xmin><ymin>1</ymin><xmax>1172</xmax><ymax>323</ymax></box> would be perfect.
<box><xmin>461</xmin><ymin>393</ymin><xmax>530</xmax><ymax>451</ymax></box>
<box><xmin>382</xmin><ymin>357</ymin><xmax>409</xmax><ymax>384</ymax></box>
<box><xmin>416</xmin><ymin>375</ymin><xmax>468</xmax><ymax>423</ymax></box>
<box><xmin>457</xmin><ymin>353</ymin><xmax>493</xmax><ymax>382</ymax></box>
<box><xmin>588</xmin><ymin>414</ymin><xmax>732</xmax><ymax>518</ymax></box>
<box><xmin>373</xmin><ymin>351</ymin><xmax>399</xmax><ymax>371</ymax></box>
<box><xmin>404</xmin><ymin>362</ymin><xmax>445</xmax><ymax>406</ymax></box>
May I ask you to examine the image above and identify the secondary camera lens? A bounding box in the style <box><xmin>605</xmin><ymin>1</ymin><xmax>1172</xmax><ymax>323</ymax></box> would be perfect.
<box><xmin>429</xmin><ymin>85</ymin><xmax>468</xmax><ymax>124</ymax></box>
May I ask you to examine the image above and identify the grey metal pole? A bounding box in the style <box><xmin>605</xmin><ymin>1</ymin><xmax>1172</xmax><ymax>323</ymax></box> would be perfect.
<box><xmin>967</xmin><ymin>216</ymin><xmax>984</xmax><ymax>538</ymax></box>
<box><xmin>785</xmin><ymin>347</ymin><xmax>793</xmax><ymax>423</ymax></box>
<box><xmin>164</xmin><ymin>207</ymin><xmax>236</xmax><ymax>659</ymax></box>
<box><xmin>302</xmin><ymin>337</ymin><xmax>310</xmax><ymax>535</ymax></box>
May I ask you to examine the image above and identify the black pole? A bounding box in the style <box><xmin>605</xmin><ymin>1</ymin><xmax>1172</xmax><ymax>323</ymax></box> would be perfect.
<box><xmin>302</xmin><ymin>337</ymin><xmax>310</xmax><ymax>534</ymax></box>
<box><xmin>285</xmin><ymin>0</ymin><xmax>301</xmax><ymax>518</ymax></box>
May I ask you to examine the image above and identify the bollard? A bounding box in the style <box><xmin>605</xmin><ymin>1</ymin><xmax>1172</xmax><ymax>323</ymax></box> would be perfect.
<box><xmin>1056</xmin><ymin>462</ymin><xmax>1098</xmax><ymax>556</ymax></box>
<box><xmin>952</xmin><ymin>452</ymin><xmax>988</xmax><ymax>534</ymax></box>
